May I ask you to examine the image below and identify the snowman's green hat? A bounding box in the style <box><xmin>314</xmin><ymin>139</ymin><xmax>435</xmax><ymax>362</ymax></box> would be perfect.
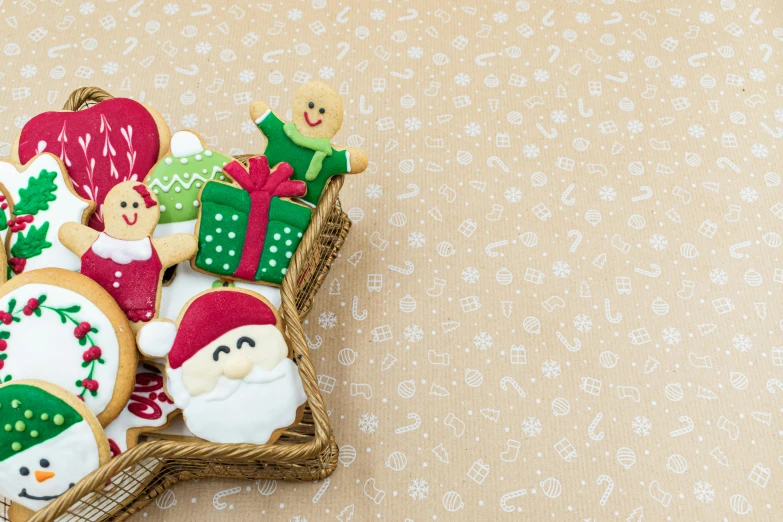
<box><xmin>0</xmin><ymin>384</ymin><xmax>82</xmax><ymax>462</ymax></box>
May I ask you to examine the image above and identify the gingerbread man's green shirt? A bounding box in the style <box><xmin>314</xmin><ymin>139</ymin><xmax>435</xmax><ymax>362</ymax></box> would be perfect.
<box><xmin>255</xmin><ymin>109</ymin><xmax>350</xmax><ymax>206</ymax></box>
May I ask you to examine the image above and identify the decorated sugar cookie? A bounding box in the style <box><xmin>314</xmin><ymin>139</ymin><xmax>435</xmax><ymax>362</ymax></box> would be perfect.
<box><xmin>250</xmin><ymin>81</ymin><xmax>368</xmax><ymax>206</ymax></box>
<box><xmin>192</xmin><ymin>156</ymin><xmax>312</xmax><ymax>286</ymax></box>
<box><xmin>0</xmin><ymin>153</ymin><xmax>94</xmax><ymax>276</ymax></box>
<box><xmin>59</xmin><ymin>181</ymin><xmax>198</xmax><ymax>324</ymax></box>
<box><xmin>0</xmin><ymin>269</ymin><xmax>137</xmax><ymax>426</ymax></box>
<box><xmin>13</xmin><ymin>97</ymin><xmax>170</xmax><ymax>231</ymax></box>
<box><xmin>137</xmin><ymin>288</ymin><xmax>307</xmax><ymax>444</ymax></box>
<box><xmin>0</xmin><ymin>380</ymin><xmax>110</xmax><ymax>520</ymax></box>
<box><xmin>104</xmin><ymin>363</ymin><xmax>177</xmax><ymax>456</ymax></box>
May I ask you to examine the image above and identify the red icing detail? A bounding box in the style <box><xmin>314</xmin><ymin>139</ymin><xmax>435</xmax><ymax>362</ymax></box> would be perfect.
<box><xmin>122</xmin><ymin>213</ymin><xmax>138</xmax><ymax>226</ymax></box>
<box><xmin>22</xmin><ymin>298</ymin><xmax>39</xmax><ymax>316</ymax></box>
<box><xmin>127</xmin><ymin>394</ymin><xmax>163</xmax><ymax>420</ymax></box>
<box><xmin>0</xmin><ymin>312</ymin><xmax>12</xmax><ymax>325</ymax></box>
<box><xmin>83</xmin><ymin>346</ymin><xmax>102</xmax><ymax>362</ymax></box>
<box><xmin>80</xmin><ymin>237</ymin><xmax>162</xmax><ymax>322</ymax></box>
<box><xmin>74</xmin><ymin>321</ymin><xmax>91</xmax><ymax>339</ymax></box>
<box><xmin>132</xmin><ymin>183</ymin><xmax>157</xmax><ymax>208</ymax></box>
<box><xmin>134</xmin><ymin>372</ymin><xmax>164</xmax><ymax>393</ymax></box>
<box><xmin>16</xmin><ymin>98</ymin><xmax>162</xmax><ymax>231</ymax></box>
<box><xmin>8</xmin><ymin>257</ymin><xmax>26</xmax><ymax>275</ymax></box>
<box><xmin>222</xmin><ymin>157</ymin><xmax>306</xmax><ymax>280</ymax></box>
<box><xmin>108</xmin><ymin>439</ymin><xmax>122</xmax><ymax>458</ymax></box>
<box><xmin>0</xmin><ymin>340</ymin><xmax>7</xmax><ymax>351</ymax></box>
<box><xmin>82</xmin><ymin>379</ymin><xmax>99</xmax><ymax>391</ymax></box>
<box><xmin>168</xmin><ymin>289</ymin><xmax>278</xmax><ymax>369</ymax></box>
<box><xmin>303</xmin><ymin>112</ymin><xmax>322</xmax><ymax>127</ymax></box>
<box><xmin>0</xmin><ymin>360</ymin><xmax>4</xmax><ymax>370</ymax></box>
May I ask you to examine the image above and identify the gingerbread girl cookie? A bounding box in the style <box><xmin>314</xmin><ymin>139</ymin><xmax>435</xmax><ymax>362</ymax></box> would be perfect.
<box><xmin>59</xmin><ymin>181</ymin><xmax>197</xmax><ymax>325</ymax></box>
<box><xmin>250</xmin><ymin>81</ymin><xmax>368</xmax><ymax>206</ymax></box>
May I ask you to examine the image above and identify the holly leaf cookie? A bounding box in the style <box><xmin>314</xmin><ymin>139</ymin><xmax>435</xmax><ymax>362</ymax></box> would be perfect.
<box><xmin>12</xmin><ymin>97</ymin><xmax>171</xmax><ymax>231</ymax></box>
<box><xmin>249</xmin><ymin>81</ymin><xmax>368</xmax><ymax>206</ymax></box>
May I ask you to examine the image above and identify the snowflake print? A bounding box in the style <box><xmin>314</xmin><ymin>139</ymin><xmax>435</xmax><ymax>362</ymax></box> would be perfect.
<box><xmin>358</xmin><ymin>413</ymin><xmax>379</xmax><ymax>434</ymax></box>
<box><xmin>541</xmin><ymin>360</ymin><xmax>561</xmax><ymax>379</ymax></box>
<box><xmin>403</xmin><ymin>324</ymin><xmax>424</xmax><ymax>343</ymax></box>
<box><xmin>618</xmin><ymin>50</ymin><xmax>635</xmax><ymax>62</ymax></box>
<box><xmin>492</xmin><ymin>11</ymin><xmax>509</xmax><ymax>23</ymax></box>
<box><xmin>287</xmin><ymin>9</ymin><xmax>303</xmax><ymax>21</ymax></box>
<box><xmin>461</xmin><ymin>267</ymin><xmax>480</xmax><ymax>284</ymax></box>
<box><xmin>698</xmin><ymin>11</ymin><xmax>716</xmax><ymax>23</ymax></box>
<box><xmin>238</xmin><ymin>70</ymin><xmax>255</xmax><ymax>83</ymax></box>
<box><xmin>408</xmin><ymin>46</ymin><xmax>424</xmax><ymax>59</ymax></box>
<box><xmin>669</xmin><ymin>75</ymin><xmax>687</xmax><ymax>88</ymax></box>
<box><xmin>465</xmin><ymin>122</ymin><xmax>481</xmax><ymax>136</ymax></box>
<box><xmin>290</xmin><ymin>516</ymin><xmax>308</xmax><ymax>522</ymax></box>
<box><xmin>599</xmin><ymin>186</ymin><xmax>616</xmax><ymax>201</ymax></box>
<box><xmin>318</xmin><ymin>311</ymin><xmax>337</xmax><ymax>329</ymax></box>
<box><xmin>454</xmin><ymin>73</ymin><xmax>471</xmax><ymax>86</ymax></box>
<box><xmin>750</xmin><ymin>68</ymin><xmax>766</xmax><ymax>82</ymax></box>
<box><xmin>627</xmin><ymin>120</ymin><xmax>644</xmax><ymax>134</ymax></box>
<box><xmin>404</xmin><ymin>117</ymin><xmax>421</xmax><ymax>131</ymax></box>
<box><xmin>732</xmin><ymin>333</ymin><xmax>752</xmax><ymax>353</ymax></box>
<box><xmin>318</xmin><ymin>66</ymin><xmax>335</xmax><ymax>80</ymax></box>
<box><xmin>195</xmin><ymin>42</ymin><xmax>212</xmax><ymax>54</ymax></box>
<box><xmin>163</xmin><ymin>3</ymin><xmax>180</xmax><ymax>15</ymax></box>
<box><xmin>575</xmin><ymin>12</ymin><xmax>591</xmax><ymax>24</ymax></box>
<box><xmin>661</xmin><ymin>326</ymin><xmax>681</xmax><ymax>346</ymax></box>
<box><xmin>473</xmin><ymin>332</ymin><xmax>493</xmax><ymax>351</ymax></box>
<box><xmin>522</xmin><ymin>417</ymin><xmax>542</xmax><ymax>437</ymax></box>
<box><xmin>407</xmin><ymin>232</ymin><xmax>425</xmax><ymax>248</ymax></box>
<box><xmin>693</xmin><ymin>481</ymin><xmax>715</xmax><ymax>503</ymax></box>
<box><xmin>709</xmin><ymin>268</ymin><xmax>728</xmax><ymax>285</ymax></box>
<box><xmin>776</xmin><ymin>109</ymin><xmax>783</xmax><ymax>123</ymax></box>
<box><xmin>79</xmin><ymin>2</ymin><xmax>96</xmax><ymax>14</ymax></box>
<box><xmin>102</xmin><ymin>62</ymin><xmax>119</xmax><ymax>75</ymax></box>
<box><xmin>181</xmin><ymin>114</ymin><xmax>198</xmax><ymax>127</ymax></box>
<box><xmin>552</xmin><ymin>261</ymin><xmax>571</xmax><ymax>279</ymax></box>
<box><xmin>573</xmin><ymin>314</ymin><xmax>592</xmax><ymax>332</ymax></box>
<box><xmin>649</xmin><ymin>234</ymin><xmax>668</xmax><ymax>251</ymax></box>
<box><xmin>408</xmin><ymin>478</ymin><xmax>429</xmax><ymax>500</ymax></box>
<box><xmin>240</xmin><ymin>120</ymin><xmax>256</xmax><ymax>134</ymax></box>
<box><xmin>505</xmin><ymin>187</ymin><xmax>523</xmax><ymax>203</ymax></box>
<box><xmin>523</xmin><ymin>144</ymin><xmax>540</xmax><ymax>158</ymax></box>
<box><xmin>740</xmin><ymin>187</ymin><xmax>758</xmax><ymax>203</ymax></box>
<box><xmin>13</xmin><ymin>115</ymin><xmax>29</xmax><ymax>128</ymax></box>
<box><xmin>688</xmin><ymin>124</ymin><xmax>706</xmax><ymax>138</ymax></box>
<box><xmin>752</xmin><ymin>143</ymin><xmax>768</xmax><ymax>158</ymax></box>
<box><xmin>632</xmin><ymin>416</ymin><xmax>652</xmax><ymax>436</ymax></box>
<box><xmin>370</xmin><ymin>8</ymin><xmax>386</xmax><ymax>21</ymax></box>
<box><xmin>19</xmin><ymin>65</ymin><xmax>37</xmax><ymax>78</ymax></box>
<box><xmin>551</xmin><ymin>110</ymin><xmax>568</xmax><ymax>124</ymax></box>
<box><xmin>365</xmin><ymin>184</ymin><xmax>382</xmax><ymax>199</ymax></box>
<box><xmin>533</xmin><ymin>69</ymin><xmax>550</xmax><ymax>82</ymax></box>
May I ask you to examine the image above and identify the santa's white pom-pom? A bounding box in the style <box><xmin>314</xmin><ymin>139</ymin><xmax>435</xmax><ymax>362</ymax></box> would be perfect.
<box><xmin>137</xmin><ymin>320</ymin><xmax>178</xmax><ymax>358</ymax></box>
<box><xmin>169</xmin><ymin>130</ymin><xmax>204</xmax><ymax>158</ymax></box>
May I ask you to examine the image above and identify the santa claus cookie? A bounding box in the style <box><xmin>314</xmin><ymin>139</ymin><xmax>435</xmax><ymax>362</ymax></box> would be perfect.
<box><xmin>59</xmin><ymin>181</ymin><xmax>197</xmax><ymax>325</ymax></box>
<box><xmin>12</xmin><ymin>97</ymin><xmax>170</xmax><ymax>231</ymax></box>
<box><xmin>250</xmin><ymin>81</ymin><xmax>368</xmax><ymax>206</ymax></box>
<box><xmin>0</xmin><ymin>380</ymin><xmax>111</xmax><ymax>521</ymax></box>
<box><xmin>0</xmin><ymin>153</ymin><xmax>94</xmax><ymax>276</ymax></box>
<box><xmin>137</xmin><ymin>288</ymin><xmax>307</xmax><ymax>445</ymax></box>
<box><xmin>0</xmin><ymin>269</ymin><xmax>137</xmax><ymax>426</ymax></box>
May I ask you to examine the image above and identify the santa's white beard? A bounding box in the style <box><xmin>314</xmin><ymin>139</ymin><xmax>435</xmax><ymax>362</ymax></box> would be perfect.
<box><xmin>166</xmin><ymin>358</ymin><xmax>307</xmax><ymax>444</ymax></box>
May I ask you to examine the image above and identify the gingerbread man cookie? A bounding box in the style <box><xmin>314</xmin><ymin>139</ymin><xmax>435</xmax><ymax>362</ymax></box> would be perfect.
<box><xmin>250</xmin><ymin>81</ymin><xmax>368</xmax><ymax>206</ymax></box>
<box><xmin>59</xmin><ymin>181</ymin><xmax>197</xmax><ymax>325</ymax></box>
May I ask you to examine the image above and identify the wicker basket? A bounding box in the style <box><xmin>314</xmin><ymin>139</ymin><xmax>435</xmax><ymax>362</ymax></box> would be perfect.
<box><xmin>0</xmin><ymin>88</ymin><xmax>352</xmax><ymax>522</ymax></box>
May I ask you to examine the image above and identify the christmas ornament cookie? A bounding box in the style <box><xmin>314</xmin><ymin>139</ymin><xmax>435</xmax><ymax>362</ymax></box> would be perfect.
<box><xmin>137</xmin><ymin>288</ymin><xmax>307</xmax><ymax>444</ymax></box>
<box><xmin>104</xmin><ymin>362</ymin><xmax>177</xmax><ymax>456</ymax></box>
<box><xmin>250</xmin><ymin>81</ymin><xmax>368</xmax><ymax>206</ymax></box>
<box><xmin>192</xmin><ymin>156</ymin><xmax>312</xmax><ymax>286</ymax></box>
<box><xmin>0</xmin><ymin>380</ymin><xmax>110</xmax><ymax>520</ymax></box>
<box><xmin>59</xmin><ymin>181</ymin><xmax>198</xmax><ymax>324</ymax></box>
<box><xmin>0</xmin><ymin>269</ymin><xmax>137</xmax><ymax>426</ymax></box>
<box><xmin>13</xmin><ymin>97</ymin><xmax>170</xmax><ymax>231</ymax></box>
<box><xmin>0</xmin><ymin>153</ymin><xmax>94</xmax><ymax>276</ymax></box>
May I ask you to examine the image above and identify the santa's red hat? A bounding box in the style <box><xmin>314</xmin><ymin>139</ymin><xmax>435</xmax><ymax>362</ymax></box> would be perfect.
<box><xmin>138</xmin><ymin>289</ymin><xmax>278</xmax><ymax>369</ymax></box>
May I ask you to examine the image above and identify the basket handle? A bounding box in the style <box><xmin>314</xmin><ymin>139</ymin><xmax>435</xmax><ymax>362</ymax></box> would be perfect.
<box><xmin>62</xmin><ymin>87</ymin><xmax>114</xmax><ymax>111</ymax></box>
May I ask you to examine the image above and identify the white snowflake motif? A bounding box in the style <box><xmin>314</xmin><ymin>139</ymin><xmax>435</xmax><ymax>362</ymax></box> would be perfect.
<box><xmin>541</xmin><ymin>360</ymin><xmax>561</xmax><ymax>379</ymax></box>
<box><xmin>358</xmin><ymin>413</ymin><xmax>379</xmax><ymax>434</ymax></box>
<box><xmin>740</xmin><ymin>187</ymin><xmax>758</xmax><ymax>203</ymax></box>
<box><xmin>102</xmin><ymin>62</ymin><xmax>119</xmax><ymax>75</ymax></box>
<box><xmin>290</xmin><ymin>517</ymin><xmax>307</xmax><ymax>522</ymax></box>
<box><xmin>403</xmin><ymin>324</ymin><xmax>424</xmax><ymax>343</ymax></box>
<box><xmin>533</xmin><ymin>69</ymin><xmax>550</xmax><ymax>83</ymax></box>
<box><xmin>551</xmin><ymin>110</ymin><xmax>568</xmax><ymax>124</ymax></box>
<box><xmin>465</xmin><ymin>122</ymin><xmax>481</xmax><ymax>136</ymax></box>
<box><xmin>632</xmin><ymin>416</ymin><xmax>652</xmax><ymax>436</ymax></box>
<box><xmin>79</xmin><ymin>2</ymin><xmax>96</xmax><ymax>15</ymax></box>
<box><xmin>240</xmin><ymin>120</ymin><xmax>256</xmax><ymax>134</ymax></box>
<box><xmin>461</xmin><ymin>267</ymin><xmax>480</xmax><ymax>284</ymax></box>
<box><xmin>649</xmin><ymin>234</ymin><xmax>668</xmax><ymax>251</ymax></box>
<box><xmin>404</xmin><ymin>117</ymin><xmax>421</xmax><ymax>131</ymax></box>
<box><xmin>473</xmin><ymin>332</ymin><xmax>494</xmax><ymax>351</ymax></box>
<box><xmin>627</xmin><ymin>120</ymin><xmax>644</xmax><ymax>134</ymax></box>
<box><xmin>752</xmin><ymin>143</ymin><xmax>769</xmax><ymax>158</ymax></box>
<box><xmin>318</xmin><ymin>66</ymin><xmax>335</xmax><ymax>80</ymax></box>
<box><xmin>238</xmin><ymin>70</ymin><xmax>255</xmax><ymax>83</ymax></box>
<box><xmin>669</xmin><ymin>75</ymin><xmax>686</xmax><ymax>88</ymax></box>
<box><xmin>552</xmin><ymin>261</ymin><xmax>571</xmax><ymax>279</ymax></box>
<box><xmin>181</xmin><ymin>114</ymin><xmax>198</xmax><ymax>127</ymax></box>
<box><xmin>522</xmin><ymin>416</ymin><xmax>542</xmax><ymax>437</ymax></box>
<box><xmin>370</xmin><ymin>8</ymin><xmax>386</xmax><ymax>21</ymax></box>
<box><xmin>709</xmin><ymin>268</ymin><xmax>728</xmax><ymax>285</ymax></box>
<box><xmin>688</xmin><ymin>124</ymin><xmax>706</xmax><ymax>138</ymax></box>
<box><xmin>698</xmin><ymin>11</ymin><xmax>716</xmax><ymax>24</ymax></box>
<box><xmin>318</xmin><ymin>311</ymin><xmax>337</xmax><ymax>329</ymax></box>
<box><xmin>732</xmin><ymin>333</ymin><xmax>752</xmax><ymax>353</ymax></box>
<box><xmin>19</xmin><ymin>65</ymin><xmax>37</xmax><ymax>78</ymax></box>
<box><xmin>599</xmin><ymin>186</ymin><xmax>616</xmax><ymax>202</ymax></box>
<box><xmin>492</xmin><ymin>11</ymin><xmax>509</xmax><ymax>23</ymax></box>
<box><xmin>523</xmin><ymin>144</ymin><xmax>540</xmax><ymax>159</ymax></box>
<box><xmin>454</xmin><ymin>73</ymin><xmax>471</xmax><ymax>86</ymax></box>
<box><xmin>661</xmin><ymin>326</ymin><xmax>681</xmax><ymax>346</ymax></box>
<box><xmin>365</xmin><ymin>184</ymin><xmax>382</xmax><ymax>199</ymax></box>
<box><xmin>408</xmin><ymin>46</ymin><xmax>424</xmax><ymax>59</ymax></box>
<box><xmin>505</xmin><ymin>187</ymin><xmax>523</xmax><ymax>203</ymax></box>
<box><xmin>13</xmin><ymin>115</ymin><xmax>29</xmax><ymax>129</ymax></box>
<box><xmin>195</xmin><ymin>42</ymin><xmax>212</xmax><ymax>54</ymax></box>
<box><xmin>776</xmin><ymin>109</ymin><xmax>783</xmax><ymax>123</ymax></box>
<box><xmin>575</xmin><ymin>12</ymin><xmax>591</xmax><ymax>24</ymax></box>
<box><xmin>287</xmin><ymin>9</ymin><xmax>303</xmax><ymax>21</ymax></box>
<box><xmin>163</xmin><ymin>2</ymin><xmax>180</xmax><ymax>15</ymax></box>
<box><xmin>407</xmin><ymin>232</ymin><xmax>425</xmax><ymax>248</ymax></box>
<box><xmin>573</xmin><ymin>314</ymin><xmax>592</xmax><ymax>333</ymax></box>
<box><xmin>693</xmin><ymin>481</ymin><xmax>715</xmax><ymax>503</ymax></box>
<box><xmin>750</xmin><ymin>68</ymin><xmax>767</xmax><ymax>82</ymax></box>
<box><xmin>618</xmin><ymin>49</ymin><xmax>635</xmax><ymax>62</ymax></box>
<box><xmin>408</xmin><ymin>478</ymin><xmax>429</xmax><ymax>501</ymax></box>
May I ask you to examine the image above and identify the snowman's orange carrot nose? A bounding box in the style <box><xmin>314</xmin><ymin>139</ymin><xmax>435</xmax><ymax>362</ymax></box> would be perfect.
<box><xmin>35</xmin><ymin>470</ymin><xmax>55</xmax><ymax>483</ymax></box>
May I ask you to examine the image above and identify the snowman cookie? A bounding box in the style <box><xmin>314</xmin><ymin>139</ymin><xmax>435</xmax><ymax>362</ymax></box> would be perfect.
<box><xmin>59</xmin><ymin>181</ymin><xmax>197</xmax><ymax>325</ymax></box>
<box><xmin>250</xmin><ymin>81</ymin><xmax>368</xmax><ymax>206</ymax></box>
<box><xmin>0</xmin><ymin>380</ymin><xmax>111</xmax><ymax>521</ymax></box>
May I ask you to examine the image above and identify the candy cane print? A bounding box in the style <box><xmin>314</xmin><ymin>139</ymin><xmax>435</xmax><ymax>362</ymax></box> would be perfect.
<box><xmin>766</xmin><ymin>378</ymin><xmax>783</xmax><ymax>393</ymax></box>
<box><xmin>500</xmin><ymin>489</ymin><xmax>527</xmax><ymax>512</ymax></box>
<box><xmin>397</xmin><ymin>184</ymin><xmax>419</xmax><ymax>200</ymax></box>
<box><xmin>213</xmin><ymin>487</ymin><xmax>242</xmax><ymax>510</ymax></box>
<box><xmin>306</xmin><ymin>332</ymin><xmax>323</xmax><ymax>350</ymax></box>
<box><xmin>556</xmin><ymin>332</ymin><xmax>581</xmax><ymax>352</ymax></box>
<box><xmin>568</xmin><ymin>230</ymin><xmax>582</xmax><ymax>252</ymax></box>
<box><xmin>313</xmin><ymin>478</ymin><xmax>330</xmax><ymax>503</ymax></box>
<box><xmin>670</xmin><ymin>416</ymin><xmax>695</xmax><ymax>437</ymax></box>
<box><xmin>561</xmin><ymin>183</ymin><xmax>576</xmax><ymax>205</ymax></box>
<box><xmin>395</xmin><ymin>413</ymin><xmax>422</xmax><ymax>434</ymax></box>
<box><xmin>604</xmin><ymin>299</ymin><xmax>622</xmax><ymax>323</ymax></box>
<box><xmin>352</xmin><ymin>296</ymin><xmax>367</xmax><ymax>321</ymax></box>
<box><xmin>359</xmin><ymin>95</ymin><xmax>373</xmax><ymax>114</ymax></box>
<box><xmin>487</xmin><ymin>156</ymin><xmax>509</xmax><ymax>172</ymax></box>
<box><xmin>760</xmin><ymin>121</ymin><xmax>783</xmax><ymax>138</ymax></box>
<box><xmin>729</xmin><ymin>241</ymin><xmax>752</xmax><ymax>259</ymax></box>
<box><xmin>486</xmin><ymin>240</ymin><xmax>508</xmax><ymax>257</ymax></box>
<box><xmin>500</xmin><ymin>376</ymin><xmax>526</xmax><ymax>398</ymax></box>
<box><xmin>546</xmin><ymin>45</ymin><xmax>560</xmax><ymax>63</ymax></box>
<box><xmin>542</xmin><ymin>10</ymin><xmax>555</xmax><ymax>27</ymax></box>
<box><xmin>578</xmin><ymin>98</ymin><xmax>593</xmax><ymax>117</ymax></box>
<box><xmin>631</xmin><ymin>186</ymin><xmax>653</xmax><ymax>202</ymax></box>
<box><xmin>588</xmin><ymin>413</ymin><xmax>604</xmax><ymax>441</ymax></box>
<box><xmin>388</xmin><ymin>261</ymin><xmax>415</xmax><ymax>275</ymax></box>
<box><xmin>597</xmin><ymin>475</ymin><xmax>613</xmax><ymax>506</ymax></box>
<box><xmin>634</xmin><ymin>263</ymin><xmax>661</xmax><ymax>277</ymax></box>
<box><xmin>716</xmin><ymin>157</ymin><xmax>741</xmax><ymax>172</ymax></box>
<box><xmin>336</xmin><ymin>42</ymin><xmax>350</xmax><ymax>60</ymax></box>
<box><xmin>536</xmin><ymin>122</ymin><xmax>557</xmax><ymax>138</ymax></box>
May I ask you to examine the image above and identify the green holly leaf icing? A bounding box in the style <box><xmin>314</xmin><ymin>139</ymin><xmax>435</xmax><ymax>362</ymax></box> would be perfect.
<box><xmin>0</xmin><ymin>383</ymin><xmax>83</xmax><ymax>461</ymax></box>
<box><xmin>14</xmin><ymin>169</ymin><xmax>58</xmax><ymax>216</ymax></box>
<box><xmin>10</xmin><ymin>222</ymin><xmax>51</xmax><ymax>260</ymax></box>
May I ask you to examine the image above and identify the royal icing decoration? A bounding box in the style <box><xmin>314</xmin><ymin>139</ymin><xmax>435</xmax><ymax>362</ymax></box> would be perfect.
<box><xmin>15</xmin><ymin>98</ymin><xmax>167</xmax><ymax>231</ymax></box>
<box><xmin>137</xmin><ymin>288</ymin><xmax>307</xmax><ymax>444</ymax></box>
<box><xmin>250</xmin><ymin>81</ymin><xmax>368</xmax><ymax>206</ymax></box>
<box><xmin>0</xmin><ymin>154</ymin><xmax>93</xmax><ymax>276</ymax></box>
<box><xmin>0</xmin><ymin>382</ymin><xmax>105</xmax><ymax>513</ymax></box>
<box><xmin>104</xmin><ymin>364</ymin><xmax>176</xmax><ymax>456</ymax></box>
<box><xmin>193</xmin><ymin>156</ymin><xmax>311</xmax><ymax>286</ymax></box>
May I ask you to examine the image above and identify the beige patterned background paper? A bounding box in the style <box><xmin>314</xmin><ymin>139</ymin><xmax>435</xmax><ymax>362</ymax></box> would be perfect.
<box><xmin>2</xmin><ymin>0</ymin><xmax>783</xmax><ymax>520</ymax></box>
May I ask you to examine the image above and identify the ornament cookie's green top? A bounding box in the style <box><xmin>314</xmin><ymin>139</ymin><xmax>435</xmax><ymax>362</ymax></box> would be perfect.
<box><xmin>144</xmin><ymin>131</ymin><xmax>232</xmax><ymax>225</ymax></box>
<box><xmin>0</xmin><ymin>383</ymin><xmax>82</xmax><ymax>462</ymax></box>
